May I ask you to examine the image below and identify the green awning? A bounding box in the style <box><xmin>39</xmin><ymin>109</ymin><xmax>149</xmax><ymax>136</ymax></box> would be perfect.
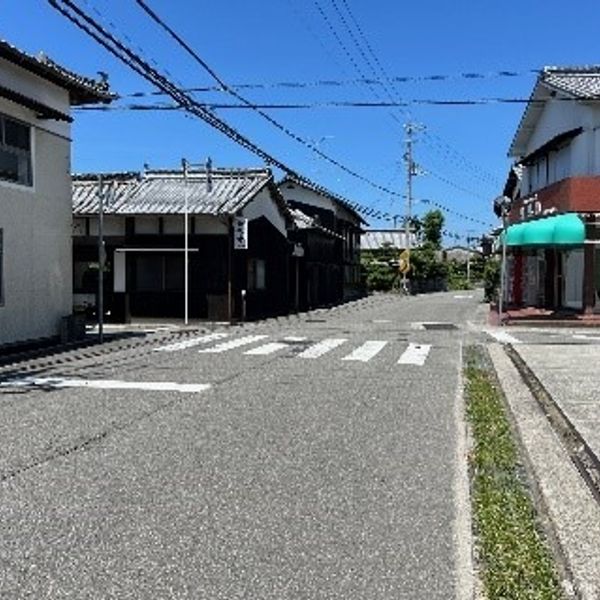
<box><xmin>503</xmin><ymin>214</ymin><xmax>585</xmax><ymax>247</ymax></box>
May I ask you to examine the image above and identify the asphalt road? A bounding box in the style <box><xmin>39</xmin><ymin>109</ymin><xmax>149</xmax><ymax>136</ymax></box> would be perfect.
<box><xmin>0</xmin><ymin>291</ymin><xmax>484</xmax><ymax>599</ymax></box>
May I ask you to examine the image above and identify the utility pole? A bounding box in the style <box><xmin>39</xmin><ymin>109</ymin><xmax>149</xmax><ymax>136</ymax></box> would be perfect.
<box><xmin>182</xmin><ymin>158</ymin><xmax>189</xmax><ymax>325</ymax></box>
<box><xmin>403</xmin><ymin>123</ymin><xmax>415</xmax><ymax>291</ymax></box>
<box><xmin>97</xmin><ymin>175</ymin><xmax>105</xmax><ymax>343</ymax></box>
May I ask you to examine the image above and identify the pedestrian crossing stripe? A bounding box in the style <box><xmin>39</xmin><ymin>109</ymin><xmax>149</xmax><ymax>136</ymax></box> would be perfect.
<box><xmin>154</xmin><ymin>332</ymin><xmax>229</xmax><ymax>352</ymax></box>
<box><xmin>397</xmin><ymin>343</ymin><xmax>431</xmax><ymax>365</ymax></box>
<box><xmin>155</xmin><ymin>334</ymin><xmax>433</xmax><ymax>365</ymax></box>
<box><xmin>342</xmin><ymin>340</ymin><xmax>388</xmax><ymax>362</ymax></box>
<box><xmin>198</xmin><ymin>334</ymin><xmax>269</xmax><ymax>354</ymax></box>
<box><xmin>297</xmin><ymin>338</ymin><xmax>348</xmax><ymax>359</ymax></box>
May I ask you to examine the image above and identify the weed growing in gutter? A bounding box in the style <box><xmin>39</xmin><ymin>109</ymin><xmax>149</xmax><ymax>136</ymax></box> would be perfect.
<box><xmin>465</xmin><ymin>346</ymin><xmax>563</xmax><ymax>599</ymax></box>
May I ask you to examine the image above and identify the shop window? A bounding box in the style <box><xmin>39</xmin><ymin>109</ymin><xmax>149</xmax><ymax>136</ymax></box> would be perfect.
<box><xmin>248</xmin><ymin>258</ymin><xmax>266</xmax><ymax>290</ymax></box>
<box><xmin>0</xmin><ymin>114</ymin><xmax>32</xmax><ymax>187</ymax></box>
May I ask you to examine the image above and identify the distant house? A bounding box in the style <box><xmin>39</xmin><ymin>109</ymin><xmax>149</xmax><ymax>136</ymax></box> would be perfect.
<box><xmin>72</xmin><ymin>167</ymin><xmax>292</xmax><ymax>321</ymax></box>
<box><xmin>442</xmin><ymin>245</ymin><xmax>480</xmax><ymax>263</ymax></box>
<box><xmin>500</xmin><ymin>66</ymin><xmax>600</xmax><ymax>312</ymax></box>
<box><xmin>278</xmin><ymin>175</ymin><xmax>365</xmax><ymax>308</ymax></box>
<box><xmin>361</xmin><ymin>229</ymin><xmax>416</xmax><ymax>254</ymax></box>
<box><xmin>0</xmin><ymin>40</ymin><xmax>111</xmax><ymax>348</ymax></box>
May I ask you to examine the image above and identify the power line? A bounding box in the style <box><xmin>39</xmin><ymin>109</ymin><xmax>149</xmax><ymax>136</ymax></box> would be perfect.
<box><xmin>75</xmin><ymin>96</ymin><xmax>589</xmax><ymax>111</ymax></box>
<box><xmin>419</xmin><ymin>198</ymin><xmax>495</xmax><ymax>228</ymax></box>
<box><xmin>118</xmin><ymin>68</ymin><xmax>540</xmax><ymax>98</ymax></box>
<box><xmin>48</xmin><ymin>0</ymin><xmax>406</xmax><ymax>210</ymax></box>
<box><xmin>132</xmin><ymin>0</ymin><xmax>410</xmax><ymax>200</ymax></box>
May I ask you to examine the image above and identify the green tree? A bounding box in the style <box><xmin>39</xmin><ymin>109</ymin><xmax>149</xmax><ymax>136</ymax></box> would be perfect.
<box><xmin>421</xmin><ymin>209</ymin><xmax>444</xmax><ymax>249</ymax></box>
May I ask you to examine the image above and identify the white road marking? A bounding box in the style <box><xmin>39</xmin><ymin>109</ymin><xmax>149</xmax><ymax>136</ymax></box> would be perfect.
<box><xmin>373</xmin><ymin>319</ymin><xmax>391</xmax><ymax>324</ymax></box>
<box><xmin>0</xmin><ymin>377</ymin><xmax>211</xmax><ymax>394</ymax></box>
<box><xmin>154</xmin><ymin>332</ymin><xmax>229</xmax><ymax>352</ymax></box>
<box><xmin>297</xmin><ymin>338</ymin><xmax>348</xmax><ymax>359</ymax></box>
<box><xmin>283</xmin><ymin>336</ymin><xmax>308</xmax><ymax>342</ymax></box>
<box><xmin>342</xmin><ymin>340</ymin><xmax>388</xmax><ymax>362</ymax></box>
<box><xmin>484</xmin><ymin>328</ymin><xmax>521</xmax><ymax>344</ymax></box>
<box><xmin>573</xmin><ymin>334</ymin><xmax>600</xmax><ymax>341</ymax></box>
<box><xmin>198</xmin><ymin>334</ymin><xmax>269</xmax><ymax>353</ymax></box>
<box><xmin>453</xmin><ymin>294</ymin><xmax>473</xmax><ymax>299</ymax></box>
<box><xmin>397</xmin><ymin>343</ymin><xmax>432</xmax><ymax>366</ymax></box>
<box><xmin>245</xmin><ymin>342</ymin><xmax>289</xmax><ymax>356</ymax></box>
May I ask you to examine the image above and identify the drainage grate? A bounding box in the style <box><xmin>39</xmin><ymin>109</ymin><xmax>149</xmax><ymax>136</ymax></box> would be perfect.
<box><xmin>422</xmin><ymin>323</ymin><xmax>457</xmax><ymax>330</ymax></box>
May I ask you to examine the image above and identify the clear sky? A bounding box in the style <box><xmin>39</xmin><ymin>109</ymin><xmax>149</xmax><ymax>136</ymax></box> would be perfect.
<box><xmin>3</xmin><ymin>0</ymin><xmax>600</xmax><ymax>242</ymax></box>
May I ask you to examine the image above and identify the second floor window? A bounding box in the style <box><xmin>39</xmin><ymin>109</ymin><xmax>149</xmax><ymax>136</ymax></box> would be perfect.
<box><xmin>0</xmin><ymin>114</ymin><xmax>32</xmax><ymax>187</ymax></box>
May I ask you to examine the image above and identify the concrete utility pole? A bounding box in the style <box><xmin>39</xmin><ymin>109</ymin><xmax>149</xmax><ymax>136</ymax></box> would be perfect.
<box><xmin>97</xmin><ymin>175</ymin><xmax>105</xmax><ymax>343</ymax></box>
<box><xmin>403</xmin><ymin>123</ymin><xmax>415</xmax><ymax>291</ymax></box>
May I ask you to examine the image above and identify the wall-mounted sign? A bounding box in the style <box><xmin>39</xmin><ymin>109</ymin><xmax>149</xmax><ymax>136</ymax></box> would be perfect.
<box><xmin>233</xmin><ymin>217</ymin><xmax>249</xmax><ymax>250</ymax></box>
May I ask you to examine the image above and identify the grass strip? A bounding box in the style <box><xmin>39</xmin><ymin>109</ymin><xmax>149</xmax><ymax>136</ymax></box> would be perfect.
<box><xmin>465</xmin><ymin>346</ymin><xmax>563</xmax><ymax>599</ymax></box>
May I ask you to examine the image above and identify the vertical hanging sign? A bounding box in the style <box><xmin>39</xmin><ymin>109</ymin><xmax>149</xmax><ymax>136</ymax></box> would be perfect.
<box><xmin>233</xmin><ymin>217</ymin><xmax>249</xmax><ymax>250</ymax></box>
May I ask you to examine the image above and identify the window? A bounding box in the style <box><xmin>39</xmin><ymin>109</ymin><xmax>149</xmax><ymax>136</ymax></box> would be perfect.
<box><xmin>0</xmin><ymin>229</ymin><xmax>3</xmax><ymax>305</ymax></box>
<box><xmin>0</xmin><ymin>114</ymin><xmax>32</xmax><ymax>186</ymax></box>
<box><xmin>248</xmin><ymin>258</ymin><xmax>266</xmax><ymax>290</ymax></box>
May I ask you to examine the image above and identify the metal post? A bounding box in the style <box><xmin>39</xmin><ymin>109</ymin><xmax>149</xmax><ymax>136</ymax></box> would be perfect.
<box><xmin>182</xmin><ymin>158</ymin><xmax>189</xmax><ymax>325</ymax></box>
<box><xmin>499</xmin><ymin>208</ymin><xmax>508</xmax><ymax>324</ymax></box>
<box><xmin>97</xmin><ymin>175</ymin><xmax>104</xmax><ymax>343</ymax></box>
<box><xmin>227</xmin><ymin>216</ymin><xmax>233</xmax><ymax>322</ymax></box>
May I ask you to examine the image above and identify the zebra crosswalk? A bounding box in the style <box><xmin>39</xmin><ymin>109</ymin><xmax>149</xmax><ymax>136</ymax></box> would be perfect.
<box><xmin>154</xmin><ymin>333</ymin><xmax>434</xmax><ymax>366</ymax></box>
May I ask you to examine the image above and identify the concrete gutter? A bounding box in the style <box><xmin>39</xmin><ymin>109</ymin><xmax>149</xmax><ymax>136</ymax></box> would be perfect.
<box><xmin>488</xmin><ymin>344</ymin><xmax>600</xmax><ymax>598</ymax></box>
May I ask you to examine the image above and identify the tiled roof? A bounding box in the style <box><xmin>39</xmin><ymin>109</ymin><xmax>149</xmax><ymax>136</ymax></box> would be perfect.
<box><xmin>542</xmin><ymin>66</ymin><xmax>600</xmax><ymax>98</ymax></box>
<box><xmin>289</xmin><ymin>207</ymin><xmax>344</xmax><ymax>239</ymax></box>
<box><xmin>361</xmin><ymin>229</ymin><xmax>414</xmax><ymax>250</ymax></box>
<box><xmin>279</xmin><ymin>174</ymin><xmax>366</xmax><ymax>225</ymax></box>
<box><xmin>0</xmin><ymin>39</ymin><xmax>113</xmax><ymax>105</ymax></box>
<box><xmin>73</xmin><ymin>168</ymin><xmax>277</xmax><ymax>215</ymax></box>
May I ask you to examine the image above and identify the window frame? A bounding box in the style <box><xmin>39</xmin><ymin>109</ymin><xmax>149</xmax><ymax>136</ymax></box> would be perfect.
<box><xmin>0</xmin><ymin>112</ymin><xmax>33</xmax><ymax>189</ymax></box>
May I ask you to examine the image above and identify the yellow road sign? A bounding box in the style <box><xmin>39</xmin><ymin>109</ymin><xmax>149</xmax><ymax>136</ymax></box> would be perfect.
<box><xmin>399</xmin><ymin>249</ymin><xmax>410</xmax><ymax>274</ymax></box>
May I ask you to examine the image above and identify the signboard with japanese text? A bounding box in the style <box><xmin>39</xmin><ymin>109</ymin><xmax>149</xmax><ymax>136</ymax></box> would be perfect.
<box><xmin>233</xmin><ymin>217</ymin><xmax>249</xmax><ymax>250</ymax></box>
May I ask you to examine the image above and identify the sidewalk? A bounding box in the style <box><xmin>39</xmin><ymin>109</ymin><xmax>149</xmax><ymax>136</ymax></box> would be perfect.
<box><xmin>489</xmin><ymin>342</ymin><xmax>600</xmax><ymax>597</ymax></box>
<box><xmin>489</xmin><ymin>303</ymin><xmax>600</xmax><ymax>327</ymax></box>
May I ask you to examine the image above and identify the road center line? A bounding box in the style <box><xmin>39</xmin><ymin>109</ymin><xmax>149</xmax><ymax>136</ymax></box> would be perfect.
<box><xmin>154</xmin><ymin>332</ymin><xmax>229</xmax><ymax>352</ymax></box>
<box><xmin>397</xmin><ymin>343</ymin><xmax>432</xmax><ymax>366</ymax></box>
<box><xmin>297</xmin><ymin>338</ymin><xmax>348</xmax><ymax>359</ymax></box>
<box><xmin>342</xmin><ymin>340</ymin><xmax>388</xmax><ymax>362</ymax></box>
<box><xmin>0</xmin><ymin>377</ymin><xmax>211</xmax><ymax>394</ymax></box>
<box><xmin>198</xmin><ymin>334</ymin><xmax>269</xmax><ymax>353</ymax></box>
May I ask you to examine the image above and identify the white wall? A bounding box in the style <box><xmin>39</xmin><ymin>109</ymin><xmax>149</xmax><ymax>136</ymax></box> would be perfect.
<box><xmin>241</xmin><ymin>186</ymin><xmax>287</xmax><ymax>237</ymax></box>
<box><xmin>0</xmin><ymin>57</ymin><xmax>71</xmax><ymax>140</ymax></box>
<box><xmin>522</xmin><ymin>95</ymin><xmax>600</xmax><ymax>194</ymax></box>
<box><xmin>0</xmin><ymin>123</ymin><xmax>73</xmax><ymax>345</ymax></box>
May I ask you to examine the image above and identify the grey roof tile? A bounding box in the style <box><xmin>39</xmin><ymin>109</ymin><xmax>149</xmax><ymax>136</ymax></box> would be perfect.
<box><xmin>73</xmin><ymin>168</ymin><xmax>274</xmax><ymax>216</ymax></box>
<box><xmin>0</xmin><ymin>39</ymin><xmax>113</xmax><ymax>104</ymax></box>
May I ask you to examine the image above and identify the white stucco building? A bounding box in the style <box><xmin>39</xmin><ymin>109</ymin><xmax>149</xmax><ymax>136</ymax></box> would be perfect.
<box><xmin>0</xmin><ymin>40</ymin><xmax>111</xmax><ymax>348</ymax></box>
<box><xmin>500</xmin><ymin>66</ymin><xmax>600</xmax><ymax>313</ymax></box>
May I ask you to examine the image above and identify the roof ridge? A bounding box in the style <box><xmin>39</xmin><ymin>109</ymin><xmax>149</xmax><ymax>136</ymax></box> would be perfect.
<box><xmin>0</xmin><ymin>39</ymin><xmax>113</xmax><ymax>104</ymax></box>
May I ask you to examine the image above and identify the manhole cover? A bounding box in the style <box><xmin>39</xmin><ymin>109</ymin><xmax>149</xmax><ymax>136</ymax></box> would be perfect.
<box><xmin>422</xmin><ymin>323</ymin><xmax>457</xmax><ymax>330</ymax></box>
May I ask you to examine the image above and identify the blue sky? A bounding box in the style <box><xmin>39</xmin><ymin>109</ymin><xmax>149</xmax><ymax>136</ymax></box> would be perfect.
<box><xmin>3</xmin><ymin>0</ymin><xmax>600</xmax><ymax>242</ymax></box>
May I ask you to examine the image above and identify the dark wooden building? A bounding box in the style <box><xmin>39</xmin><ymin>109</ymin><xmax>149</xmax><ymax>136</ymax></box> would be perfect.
<box><xmin>72</xmin><ymin>167</ymin><xmax>292</xmax><ymax>322</ymax></box>
<box><xmin>278</xmin><ymin>176</ymin><xmax>365</xmax><ymax>310</ymax></box>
